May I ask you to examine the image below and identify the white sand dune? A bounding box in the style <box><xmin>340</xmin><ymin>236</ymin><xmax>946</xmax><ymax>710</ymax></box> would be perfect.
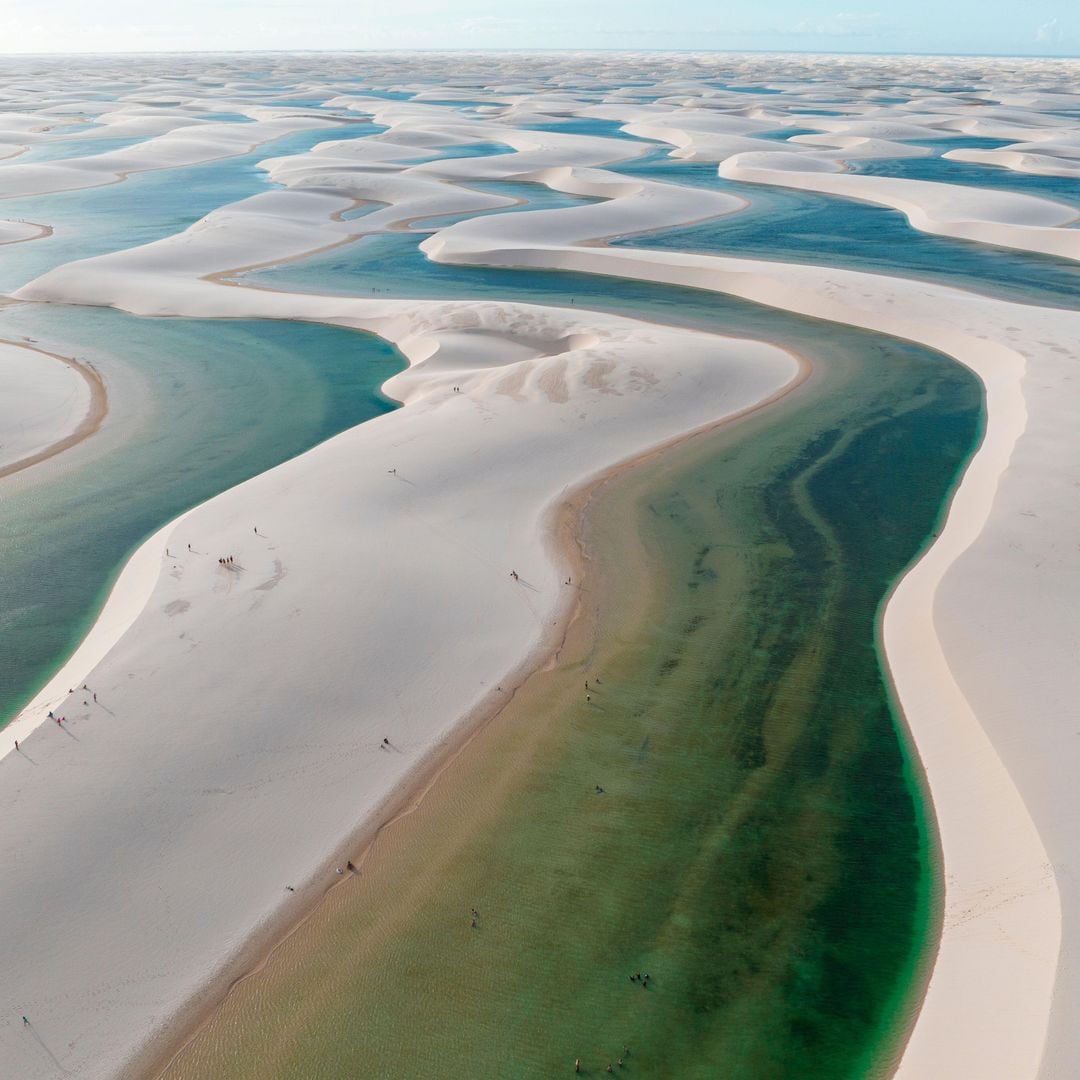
<box><xmin>2</xmin><ymin>51</ymin><xmax>1080</xmax><ymax>1080</ymax></box>
<box><xmin>418</xmin><ymin>191</ymin><xmax>1080</xmax><ymax>1080</ymax></box>
<box><xmin>0</xmin><ymin>294</ymin><xmax>799</xmax><ymax>1080</ymax></box>
<box><xmin>944</xmin><ymin>145</ymin><xmax>1080</xmax><ymax>179</ymax></box>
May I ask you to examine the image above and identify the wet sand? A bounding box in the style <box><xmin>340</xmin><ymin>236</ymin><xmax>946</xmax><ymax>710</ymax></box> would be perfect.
<box><xmin>142</xmin><ymin>358</ymin><xmax>813</xmax><ymax>1080</ymax></box>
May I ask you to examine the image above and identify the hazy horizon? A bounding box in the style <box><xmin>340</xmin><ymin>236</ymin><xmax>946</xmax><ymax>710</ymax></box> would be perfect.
<box><xmin>0</xmin><ymin>1</ymin><xmax>1076</xmax><ymax>59</ymax></box>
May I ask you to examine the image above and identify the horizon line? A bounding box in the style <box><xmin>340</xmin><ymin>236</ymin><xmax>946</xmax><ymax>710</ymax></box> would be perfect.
<box><xmin>0</xmin><ymin>47</ymin><xmax>1078</xmax><ymax>61</ymax></box>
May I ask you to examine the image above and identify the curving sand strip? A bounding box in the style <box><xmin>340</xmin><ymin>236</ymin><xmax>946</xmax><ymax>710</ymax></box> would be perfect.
<box><xmin>0</xmin><ymin>295</ymin><xmax>800</xmax><ymax>1080</ymax></box>
<box><xmin>421</xmin><ymin>222</ymin><xmax>1077</xmax><ymax>1079</ymax></box>
<box><xmin>719</xmin><ymin>151</ymin><xmax>1080</xmax><ymax>262</ymax></box>
<box><xmin>0</xmin><ymin>219</ymin><xmax>50</xmax><ymax>245</ymax></box>
<box><xmin>0</xmin><ymin>338</ymin><xmax>104</xmax><ymax>479</ymax></box>
<box><xmin>944</xmin><ymin>146</ymin><xmax>1080</xmax><ymax>180</ymax></box>
<box><xmin>0</xmin><ymin>115</ymin><xmax>364</xmax><ymax>201</ymax></box>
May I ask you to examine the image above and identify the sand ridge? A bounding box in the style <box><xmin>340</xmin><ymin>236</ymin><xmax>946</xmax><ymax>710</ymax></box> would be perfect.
<box><xmin>1</xmin><ymin>51</ymin><xmax>1079</xmax><ymax>1080</ymax></box>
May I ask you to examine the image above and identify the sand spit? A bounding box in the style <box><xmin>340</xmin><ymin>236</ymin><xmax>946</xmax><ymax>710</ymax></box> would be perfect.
<box><xmin>0</xmin><ymin>338</ymin><xmax>102</xmax><ymax>478</ymax></box>
<box><xmin>0</xmin><ymin>293</ymin><xmax>799</xmax><ymax>1079</ymax></box>
<box><xmin>720</xmin><ymin>152</ymin><xmax>1080</xmax><ymax>261</ymax></box>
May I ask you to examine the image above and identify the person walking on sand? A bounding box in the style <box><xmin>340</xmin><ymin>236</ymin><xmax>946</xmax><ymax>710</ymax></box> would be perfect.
<box><xmin>22</xmin><ymin>1016</ymin><xmax>29</xmax><ymax>1026</ymax></box>
<box><xmin>14</xmin><ymin>740</ymin><xmax>18</xmax><ymax>751</ymax></box>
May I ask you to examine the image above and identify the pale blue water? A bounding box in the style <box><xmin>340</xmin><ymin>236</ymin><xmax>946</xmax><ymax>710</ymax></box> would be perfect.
<box><xmin>199</xmin><ymin>112</ymin><xmax>257</xmax><ymax>123</ymax></box>
<box><xmin>15</xmin><ymin>135</ymin><xmax>155</xmax><ymax>164</ymax></box>
<box><xmin>850</xmin><ymin>150</ymin><xmax>1079</xmax><ymax>206</ymax></box>
<box><xmin>0</xmin><ymin>121</ymin><xmax>384</xmax><ymax>294</ymax></box>
<box><xmin>753</xmin><ymin>128</ymin><xmax>821</xmax><ymax>141</ymax></box>
<box><xmin>401</xmin><ymin>141</ymin><xmax>515</xmax><ymax>165</ymax></box>
<box><xmin>603</xmin><ymin>154</ymin><xmax>1079</xmax><ymax>307</ymax></box>
<box><xmin>0</xmin><ymin>304</ymin><xmax>402</xmax><ymax>726</ymax></box>
<box><xmin>407</xmin><ymin>179</ymin><xmax>600</xmax><ymax>229</ymax></box>
<box><xmin>519</xmin><ymin>118</ymin><xmax>642</xmax><ymax>140</ymax></box>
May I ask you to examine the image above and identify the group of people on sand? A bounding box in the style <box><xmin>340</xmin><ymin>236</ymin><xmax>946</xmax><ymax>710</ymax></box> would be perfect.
<box><xmin>218</xmin><ymin>555</ymin><xmax>236</xmax><ymax>566</ymax></box>
<box><xmin>14</xmin><ymin>684</ymin><xmax>96</xmax><ymax>751</ymax></box>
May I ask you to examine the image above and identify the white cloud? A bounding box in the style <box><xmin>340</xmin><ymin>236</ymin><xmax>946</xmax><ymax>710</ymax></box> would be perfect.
<box><xmin>1035</xmin><ymin>17</ymin><xmax>1062</xmax><ymax>43</ymax></box>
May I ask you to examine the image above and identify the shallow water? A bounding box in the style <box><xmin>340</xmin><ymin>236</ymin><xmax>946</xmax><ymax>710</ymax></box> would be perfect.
<box><xmin>14</xmin><ymin>134</ymin><xmax>154</xmax><ymax>164</ymax></box>
<box><xmin>0</xmin><ymin>85</ymin><xmax>1046</xmax><ymax>1077</ymax></box>
<box><xmin>606</xmin><ymin>157</ymin><xmax>1079</xmax><ymax>308</ymax></box>
<box><xmin>850</xmin><ymin>147</ymin><xmax>1080</xmax><ymax>206</ymax></box>
<box><xmin>0</xmin><ymin>304</ymin><xmax>402</xmax><ymax>726</ymax></box>
<box><xmin>0</xmin><ymin>120</ymin><xmax>383</xmax><ymax>294</ymax></box>
<box><xmin>408</xmin><ymin>179</ymin><xmax>601</xmax><ymax>229</ymax></box>
<box><xmin>164</xmin><ymin>292</ymin><xmax>980</xmax><ymax>1080</ymax></box>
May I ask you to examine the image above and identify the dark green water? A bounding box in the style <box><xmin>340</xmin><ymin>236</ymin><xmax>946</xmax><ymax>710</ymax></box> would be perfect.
<box><xmin>165</xmin><ymin>285</ymin><xmax>981</xmax><ymax>1080</ymax></box>
<box><xmin>0</xmin><ymin>94</ymin><xmax>993</xmax><ymax>1076</ymax></box>
<box><xmin>0</xmin><ymin>304</ymin><xmax>402</xmax><ymax>726</ymax></box>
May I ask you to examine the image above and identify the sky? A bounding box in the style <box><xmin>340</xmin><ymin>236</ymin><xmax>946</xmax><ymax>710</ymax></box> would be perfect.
<box><xmin>0</xmin><ymin>0</ymin><xmax>1076</xmax><ymax>57</ymax></box>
